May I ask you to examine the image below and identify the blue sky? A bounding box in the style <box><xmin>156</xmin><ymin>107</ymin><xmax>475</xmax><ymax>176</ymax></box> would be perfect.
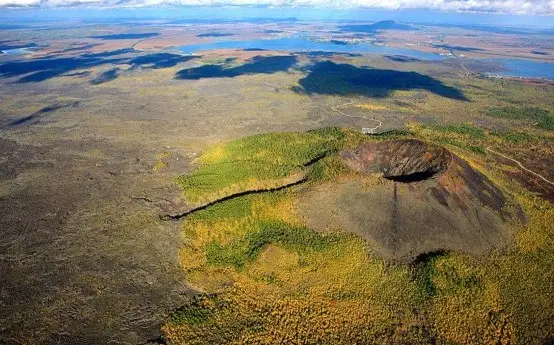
<box><xmin>0</xmin><ymin>2</ymin><xmax>553</xmax><ymax>28</ymax></box>
<box><xmin>1</xmin><ymin>7</ymin><xmax>554</xmax><ymax>28</ymax></box>
<box><xmin>0</xmin><ymin>0</ymin><xmax>553</xmax><ymax>14</ymax></box>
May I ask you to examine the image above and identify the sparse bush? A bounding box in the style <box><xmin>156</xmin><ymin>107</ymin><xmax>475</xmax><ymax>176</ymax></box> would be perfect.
<box><xmin>431</xmin><ymin>123</ymin><xmax>486</xmax><ymax>139</ymax></box>
<box><xmin>500</xmin><ymin>131</ymin><xmax>538</xmax><ymax>143</ymax></box>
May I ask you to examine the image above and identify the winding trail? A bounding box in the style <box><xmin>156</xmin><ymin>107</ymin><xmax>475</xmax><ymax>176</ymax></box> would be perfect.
<box><xmin>486</xmin><ymin>146</ymin><xmax>554</xmax><ymax>186</ymax></box>
<box><xmin>331</xmin><ymin>99</ymin><xmax>383</xmax><ymax>134</ymax></box>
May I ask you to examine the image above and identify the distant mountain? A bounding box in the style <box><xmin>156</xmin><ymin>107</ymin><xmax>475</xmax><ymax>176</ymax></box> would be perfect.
<box><xmin>339</xmin><ymin>20</ymin><xmax>413</xmax><ymax>34</ymax></box>
<box><xmin>368</xmin><ymin>20</ymin><xmax>413</xmax><ymax>30</ymax></box>
<box><xmin>426</xmin><ymin>23</ymin><xmax>554</xmax><ymax>35</ymax></box>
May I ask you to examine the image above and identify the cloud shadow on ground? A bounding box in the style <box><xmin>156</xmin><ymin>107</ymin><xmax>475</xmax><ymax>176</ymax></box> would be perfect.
<box><xmin>174</xmin><ymin>55</ymin><xmax>297</xmax><ymax>80</ymax></box>
<box><xmin>129</xmin><ymin>53</ymin><xmax>197</xmax><ymax>68</ymax></box>
<box><xmin>90</xmin><ymin>68</ymin><xmax>120</xmax><ymax>85</ymax></box>
<box><xmin>5</xmin><ymin>101</ymin><xmax>80</xmax><ymax>128</ymax></box>
<box><xmin>385</xmin><ymin>55</ymin><xmax>421</xmax><ymax>63</ymax></box>
<box><xmin>0</xmin><ymin>50</ymin><xmax>197</xmax><ymax>83</ymax></box>
<box><xmin>293</xmin><ymin>61</ymin><xmax>468</xmax><ymax>101</ymax></box>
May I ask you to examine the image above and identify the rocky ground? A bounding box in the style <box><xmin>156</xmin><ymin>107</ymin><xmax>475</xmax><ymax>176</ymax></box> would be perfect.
<box><xmin>0</xmin><ymin>135</ymin><xmax>195</xmax><ymax>344</ymax></box>
<box><xmin>0</xmin><ymin>60</ymin><xmax>336</xmax><ymax>344</ymax></box>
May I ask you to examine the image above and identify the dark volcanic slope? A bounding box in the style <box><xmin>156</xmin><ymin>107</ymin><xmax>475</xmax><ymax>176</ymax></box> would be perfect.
<box><xmin>300</xmin><ymin>140</ymin><xmax>524</xmax><ymax>262</ymax></box>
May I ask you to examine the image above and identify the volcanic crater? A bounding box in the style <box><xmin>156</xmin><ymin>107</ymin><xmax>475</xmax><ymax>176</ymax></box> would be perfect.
<box><xmin>300</xmin><ymin>139</ymin><xmax>525</xmax><ymax>262</ymax></box>
<box><xmin>340</xmin><ymin>139</ymin><xmax>452</xmax><ymax>182</ymax></box>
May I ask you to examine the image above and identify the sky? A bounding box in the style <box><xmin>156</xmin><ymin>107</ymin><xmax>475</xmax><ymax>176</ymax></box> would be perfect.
<box><xmin>0</xmin><ymin>1</ymin><xmax>553</xmax><ymax>30</ymax></box>
<box><xmin>0</xmin><ymin>0</ymin><xmax>553</xmax><ymax>15</ymax></box>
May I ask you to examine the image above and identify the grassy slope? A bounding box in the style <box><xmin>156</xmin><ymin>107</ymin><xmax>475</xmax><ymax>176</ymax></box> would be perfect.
<box><xmin>163</xmin><ymin>125</ymin><xmax>554</xmax><ymax>344</ymax></box>
<box><xmin>176</xmin><ymin>128</ymin><xmax>345</xmax><ymax>204</ymax></box>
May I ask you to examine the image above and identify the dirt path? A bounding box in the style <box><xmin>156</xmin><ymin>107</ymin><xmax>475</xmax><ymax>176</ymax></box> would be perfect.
<box><xmin>331</xmin><ymin>99</ymin><xmax>383</xmax><ymax>134</ymax></box>
<box><xmin>486</xmin><ymin>146</ymin><xmax>554</xmax><ymax>186</ymax></box>
<box><xmin>460</xmin><ymin>62</ymin><xmax>470</xmax><ymax>77</ymax></box>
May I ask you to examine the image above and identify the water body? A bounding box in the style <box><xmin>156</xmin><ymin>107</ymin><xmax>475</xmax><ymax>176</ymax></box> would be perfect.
<box><xmin>1</xmin><ymin>47</ymin><xmax>33</xmax><ymax>55</ymax></box>
<box><xmin>178</xmin><ymin>36</ymin><xmax>554</xmax><ymax>79</ymax></box>
<box><xmin>494</xmin><ymin>58</ymin><xmax>554</xmax><ymax>79</ymax></box>
<box><xmin>179</xmin><ymin>36</ymin><xmax>446</xmax><ymax>60</ymax></box>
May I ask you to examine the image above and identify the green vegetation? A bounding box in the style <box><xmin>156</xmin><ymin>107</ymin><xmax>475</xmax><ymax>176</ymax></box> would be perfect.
<box><xmin>205</xmin><ymin>219</ymin><xmax>342</xmax><ymax>270</ymax></box>
<box><xmin>164</xmin><ymin>127</ymin><xmax>554</xmax><ymax>344</ymax></box>
<box><xmin>177</xmin><ymin>127</ymin><xmax>345</xmax><ymax>203</ymax></box>
<box><xmin>188</xmin><ymin>195</ymin><xmax>254</xmax><ymax>221</ymax></box>
<box><xmin>430</xmin><ymin>123</ymin><xmax>486</xmax><ymax>139</ymax></box>
<box><xmin>167</xmin><ymin>190</ymin><xmax>424</xmax><ymax>344</ymax></box>
<box><xmin>467</xmin><ymin>145</ymin><xmax>486</xmax><ymax>155</ymax></box>
<box><xmin>486</xmin><ymin>106</ymin><xmax>554</xmax><ymax>130</ymax></box>
<box><xmin>416</xmin><ymin>252</ymin><xmax>481</xmax><ymax>298</ymax></box>
<box><xmin>413</xmin><ymin>123</ymin><xmax>490</xmax><ymax>156</ymax></box>
<box><xmin>306</xmin><ymin>155</ymin><xmax>351</xmax><ymax>181</ymax></box>
<box><xmin>170</xmin><ymin>295</ymin><xmax>219</xmax><ymax>326</ymax></box>
<box><xmin>500</xmin><ymin>131</ymin><xmax>538</xmax><ymax>143</ymax></box>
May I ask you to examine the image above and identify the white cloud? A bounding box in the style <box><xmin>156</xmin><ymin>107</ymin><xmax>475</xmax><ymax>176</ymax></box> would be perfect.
<box><xmin>0</xmin><ymin>0</ymin><xmax>40</xmax><ymax>7</ymax></box>
<box><xmin>0</xmin><ymin>0</ymin><xmax>553</xmax><ymax>14</ymax></box>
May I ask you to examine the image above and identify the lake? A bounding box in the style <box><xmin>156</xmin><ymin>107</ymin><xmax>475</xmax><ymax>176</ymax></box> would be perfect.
<box><xmin>494</xmin><ymin>58</ymin><xmax>554</xmax><ymax>79</ymax></box>
<box><xmin>178</xmin><ymin>36</ymin><xmax>554</xmax><ymax>80</ymax></box>
<box><xmin>179</xmin><ymin>36</ymin><xmax>446</xmax><ymax>60</ymax></box>
<box><xmin>0</xmin><ymin>47</ymin><xmax>33</xmax><ymax>56</ymax></box>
